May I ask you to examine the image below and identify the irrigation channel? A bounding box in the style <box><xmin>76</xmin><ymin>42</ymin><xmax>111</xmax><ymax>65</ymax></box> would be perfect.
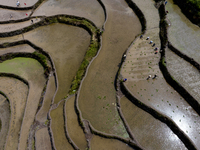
<box><xmin>0</xmin><ymin>0</ymin><xmax>199</xmax><ymax>149</ymax></box>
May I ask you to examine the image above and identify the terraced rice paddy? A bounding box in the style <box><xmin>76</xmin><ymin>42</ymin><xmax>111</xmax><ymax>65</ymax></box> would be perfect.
<box><xmin>0</xmin><ymin>0</ymin><xmax>199</xmax><ymax>149</ymax></box>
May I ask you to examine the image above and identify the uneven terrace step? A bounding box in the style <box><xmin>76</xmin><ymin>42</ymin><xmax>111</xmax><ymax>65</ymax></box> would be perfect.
<box><xmin>120</xmin><ymin>96</ymin><xmax>187</xmax><ymax>150</ymax></box>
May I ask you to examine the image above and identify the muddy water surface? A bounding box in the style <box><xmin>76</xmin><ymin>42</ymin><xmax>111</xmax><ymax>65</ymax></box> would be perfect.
<box><xmin>120</xmin><ymin>96</ymin><xmax>187</xmax><ymax>150</ymax></box>
<box><xmin>65</xmin><ymin>95</ymin><xmax>87</xmax><ymax>149</ymax></box>
<box><xmin>91</xmin><ymin>135</ymin><xmax>133</xmax><ymax>150</ymax></box>
<box><xmin>78</xmin><ymin>0</ymin><xmax>141</xmax><ymax>138</ymax></box>
<box><xmin>24</xmin><ymin>23</ymin><xmax>91</xmax><ymax>104</ymax></box>
<box><xmin>166</xmin><ymin>0</ymin><xmax>200</xmax><ymax>63</ymax></box>
<box><xmin>166</xmin><ymin>48</ymin><xmax>200</xmax><ymax>104</ymax></box>
<box><xmin>50</xmin><ymin>100</ymin><xmax>74</xmax><ymax>150</ymax></box>
<box><xmin>0</xmin><ymin>94</ymin><xmax>10</xmax><ymax>150</ymax></box>
<box><xmin>33</xmin><ymin>0</ymin><xmax>105</xmax><ymax>28</ymax></box>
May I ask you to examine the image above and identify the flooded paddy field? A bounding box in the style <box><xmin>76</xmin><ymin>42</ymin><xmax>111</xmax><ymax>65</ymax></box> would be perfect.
<box><xmin>166</xmin><ymin>0</ymin><xmax>200</xmax><ymax>63</ymax></box>
<box><xmin>33</xmin><ymin>0</ymin><xmax>105</xmax><ymax>28</ymax></box>
<box><xmin>65</xmin><ymin>95</ymin><xmax>87</xmax><ymax>149</ymax></box>
<box><xmin>36</xmin><ymin>75</ymin><xmax>56</xmax><ymax>123</ymax></box>
<box><xmin>0</xmin><ymin>44</ymin><xmax>35</xmax><ymax>55</ymax></box>
<box><xmin>0</xmin><ymin>8</ymin><xmax>32</xmax><ymax>21</ymax></box>
<box><xmin>120</xmin><ymin>96</ymin><xmax>187</xmax><ymax>150</ymax></box>
<box><xmin>0</xmin><ymin>0</ymin><xmax>199</xmax><ymax>149</ymax></box>
<box><xmin>0</xmin><ymin>94</ymin><xmax>10</xmax><ymax>150</ymax></box>
<box><xmin>0</xmin><ymin>0</ymin><xmax>38</xmax><ymax>7</ymax></box>
<box><xmin>78</xmin><ymin>0</ymin><xmax>141</xmax><ymax>138</ymax></box>
<box><xmin>0</xmin><ymin>77</ymin><xmax>28</xmax><ymax>150</ymax></box>
<box><xmin>50</xmin><ymin>100</ymin><xmax>74</xmax><ymax>150</ymax></box>
<box><xmin>0</xmin><ymin>58</ymin><xmax>46</xmax><ymax>150</ymax></box>
<box><xmin>90</xmin><ymin>135</ymin><xmax>133</xmax><ymax>150</ymax></box>
<box><xmin>24</xmin><ymin>23</ymin><xmax>91</xmax><ymax>104</ymax></box>
<box><xmin>35</xmin><ymin>128</ymin><xmax>52</xmax><ymax>150</ymax></box>
<box><xmin>166</xmin><ymin>48</ymin><xmax>200</xmax><ymax>103</ymax></box>
<box><xmin>0</xmin><ymin>18</ymin><xmax>41</xmax><ymax>33</ymax></box>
